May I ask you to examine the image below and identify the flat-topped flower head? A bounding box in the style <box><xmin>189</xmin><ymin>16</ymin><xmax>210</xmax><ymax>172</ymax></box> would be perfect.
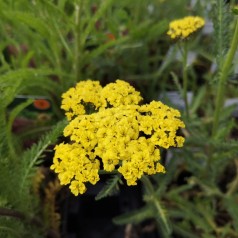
<box><xmin>51</xmin><ymin>80</ymin><xmax>185</xmax><ymax>195</ymax></box>
<box><xmin>101</xmin><ymin>80</ymin><xmax>143</xmax><ymax>107</ymax></box>
<box><xmin>167</xmin><ymin>16</ymin><xmax>205</xmax><ymax>40</ymax></box>
<box><xmin>61</xmin><ymin>79</ymin><xmax>142</xmax><ymax>120</ymax></box>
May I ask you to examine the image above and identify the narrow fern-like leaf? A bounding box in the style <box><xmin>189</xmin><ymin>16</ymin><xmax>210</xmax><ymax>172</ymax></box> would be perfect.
<box><xmin>0</xmin><ymin>79</ymin><xmax>23</xmax><ymax>108</ymax></box>
<box><xmin>0</xmin><ymin>225</ymin><xmax>21</xmax><ymax>238</ymax></box>
<box><xmin>0</xmin><ymin>68</ymin><xmax>61</xmax><ymax>101</ymax></box>
<box><xmin>17</xmin><ymin>120</ymin><xmax>66</xmax><ymax>210</ymax></box>
<box><xmin>81</xmin><ymin>0</ymin><xmax>115</xmax><ymax>46</ymax></box>
<box><xmin>113</xmin><ymin>205</ymin><xmax>154</xmax><ymax>225</ymax></box>
<box><xmin>212</xmin><ymin>0</ymin><xmax>232</xmax><ymax>69</ymax></box>
<box><xmin>6</xmin><ymin>99</ymin><xmax>33</xmax><ymax>159</ymax></box>
<box><xmin>224</xmin><ymin>197</ymin><xmax>238</xmax><ymax>231</ymax></box>
<box><xmin>95</xmin><ymin>174</ymin><xmax>121</xmax><ymax>201</ymax></box>
<box><xmin>153</xmin><ymin>197</ymin><xmax>172</xmax><ymax>236</ymax></box>
<box><xmin>173</xmin><ymin>224</ymin><xmax>200</xmax><ymax>238</ymax></box>
<box><xmin>84</xmin><ymin>35</ymin><xmax>129</xmax><ymax>64</ymax></box>
<box><xmin>190</xmin><ymin>86</ymin><xmax>206</xmax><ymax>114</ymax></box>
<box><xmin>3</xmin><ymin>11</ymin><xmax>50</xmax><ymax>38</ymax></box>
<box><xmin>155</xmin><ymin>158</ymin><xmax>178</xmax><ymax>196</ymax></box>
<box><xmin>0</xmin><ymin>107</ymin><xmax>8</xmax><ymax>157</ymax></box>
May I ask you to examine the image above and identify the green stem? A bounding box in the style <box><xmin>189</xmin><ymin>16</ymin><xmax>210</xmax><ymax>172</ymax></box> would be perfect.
<box><xmin>212</xmin><ymin>18</ymin><xmax>238</xmax><ymax>137</ymax></box>
<box><xmin>141</xmin><ymin>176</ymin><xmax>171</xmax><ymax>238</ymax></box>
<box><xmin>181</xmin><ymin>42</ymin><xmax>190</xmax><ymax>120</ymax></box>
<box><xmin>73</xmin><ymin>3</ymin><xmax>81</xmax><ymax>83</ymax></box>
<box><xmin>141</xmin><ymin>175</ymin><xmax>154</xmax><ymax>193</ymax></box>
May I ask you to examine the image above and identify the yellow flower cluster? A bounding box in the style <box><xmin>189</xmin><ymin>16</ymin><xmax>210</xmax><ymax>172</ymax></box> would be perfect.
<box><xmin>167</xmin><ymin>16</ymin><xmax>205</xmax><ymax>40</ymax></box>
<box><xmin>61</xmin><ymin>79</ymin><xmax>142</xmax><ymax>120</ymax></box>
<box><xmin>51</xmin><ymin>80</ymin><xmax>185</xmax><ymax>196</ymax></box>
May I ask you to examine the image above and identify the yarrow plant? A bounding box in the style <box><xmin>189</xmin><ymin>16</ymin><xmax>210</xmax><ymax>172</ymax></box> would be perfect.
<box><xmin>167</xmin><ymin>16</ymin><xmax>205</xmax><ymax>40</ymax></box>
<box><xmin>167</xmin><ymin>16</ymin><xmax>205</xmax><ymax>120</ymax></box>
<box><xmin>51</xmin><ymin>80</ymin><xmax>185</xmax><ymax>196</ymax></box>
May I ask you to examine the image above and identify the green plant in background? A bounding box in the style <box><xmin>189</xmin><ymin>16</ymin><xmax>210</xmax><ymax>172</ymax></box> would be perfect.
<box><xmin>0</xmin><ymin>0</ymin><xmax>170</xmax><ymax>236</ymax></box>
<box><xmin>167</xmin><ymin>16</ymin><xmax>205</xmax><ymax>120</ymax></box>
<box><xmin>112</xmin><ymin>1</ymin><xmax>238</xmax><ymax>237</ymax></box>
<box><xmin>0</xmin><ymin>117</ymin><xmax>66</xmax><ymax>237</ymax></box>
<box><xmin>0</xmin><ymin>0</ymin><xmax>174</xmax><ymax>236</ymax></box>
<box><xmin>109</xmin><ymin>1</ymin><xmax>238</xmax><ymax>238</ymax></box>
<box><xmin>0</xmin><ymin>0</ymin><xmax>170</xmax><ymax>101</ymax></box>
<box><xmin>212</xmin><ymin>9</ymin><xmax>238</xmax><ymax>137</ymax></box>
<box><xmin>3</xmin><ymin>0</ymin><xmax>238</xmax><ymax>237</ymax></box>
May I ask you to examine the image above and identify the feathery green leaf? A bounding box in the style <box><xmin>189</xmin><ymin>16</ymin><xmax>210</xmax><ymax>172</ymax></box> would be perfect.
<box><xmin>95</xmin><ymin>174</ymin><xmax>121</xmax><ymax>201</ymax></box>
<box><xmin>113</xmin><ymin>205</ymin><xmax>154</xmax><ymax>225</ymax></box>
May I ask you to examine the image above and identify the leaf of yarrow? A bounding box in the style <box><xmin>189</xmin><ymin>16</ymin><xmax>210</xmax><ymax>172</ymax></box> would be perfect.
<box><xmin>3</xmin><ymin>11</ymin><xmax>50</xmax><ymax>38</ymax></box>
<box><xmin>113</xmin><ymin>205</ymin><xmax>154</xmax><ymax>225</ymax></box>
<box><xmin>6</xmin><ymin>98</ymin><xmax>34</xmax><ymax>159</ymax></box>
<box><xmin>224</xmin><ymin>197</ymin><xmax>238</xmax><ymax>232</ymax></box>
<box><xmin>18</xmin><ymin>120</ymin><xmax>66</xmax><ymax>204</ymax></box>
<box><xmin>95</xmin><ymin>174</ymin><xmax>121</xmax><ymax>201</ymax></box>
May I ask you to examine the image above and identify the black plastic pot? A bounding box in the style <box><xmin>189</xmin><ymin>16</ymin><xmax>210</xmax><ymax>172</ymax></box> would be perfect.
<box><xmin>60</xmin><ymin>177</ymin><xmax>159</xmax><ymax>238</ymax></box>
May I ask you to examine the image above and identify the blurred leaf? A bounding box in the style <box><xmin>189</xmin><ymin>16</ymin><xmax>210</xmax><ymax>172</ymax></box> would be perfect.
<box><xmin>3</xmin><ymin>11</ymin><xmax>50</xmax><ymax>38</ymax></box>
<box><xmin>232</xmin><ymin>6</ymin><xmax>238</xmax><ymax>15</ymax></box>
<box><xmin>154</xmin><ymin>157</ymin><xmax>179</xmax><ymax>196</ymax></box>
<box><xmin>6</xmin><ymin>98</ymin><xmax>34</xmax><ymax>158</ymax></box>
<box><xmin>190</xmin><ymin>86</ymin><xmax>206</xmax><ymax>114</ymax></box>
<box><xmin>20</xmin><ymin>51</ymin><xmax>35</xmax><ymax>68</ymax></box>
<box><xmin>113</xmin><ymin>205</ymin><xmax>154</xmax><ymax>225</ymax></box>
<box><xmin>0</xmin><ymin>80</ymin><xmax>22</xmax><ymax>108</ymax></box>
<box><xmin>0</xmin><ymin>68</ymin><xmax>61</xmax><ymax>103</ymax></box>
<box><xmin>168</xmin><ymin>197</ymin><xmax>214</xmax><ymax>233</ymax></box>
<box><xmin>224</xmin><ymin>197</ymin><xmax>238</xmax><ymax>231</ymax></box>
<box><xmin>173</xmin><ymin>224</ymin><xmax>200</xmax><ymax>238</ymax></box>
<box><xmin>170</xmin><ymin>71</ymin><xmax>183</xmax><ymax>93</ymax></box>
<box><xmin>214</xmin><ymin>114</ymin><xmax>235</xmax><ymax>140</ymax></box>
<box><xmin>81</xmin><ymin>0</ymin><xmax>115</xmax><ymax>45</ymax></box>
<box><xmin>130</xmin><ymin>20</ymin><xmax>168</xmax><ymax>41</ymax></box>
<box><xmin>146</xmin><ymin>20</ymin><xmax>169</xmax><ymax>41</ymax></box>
